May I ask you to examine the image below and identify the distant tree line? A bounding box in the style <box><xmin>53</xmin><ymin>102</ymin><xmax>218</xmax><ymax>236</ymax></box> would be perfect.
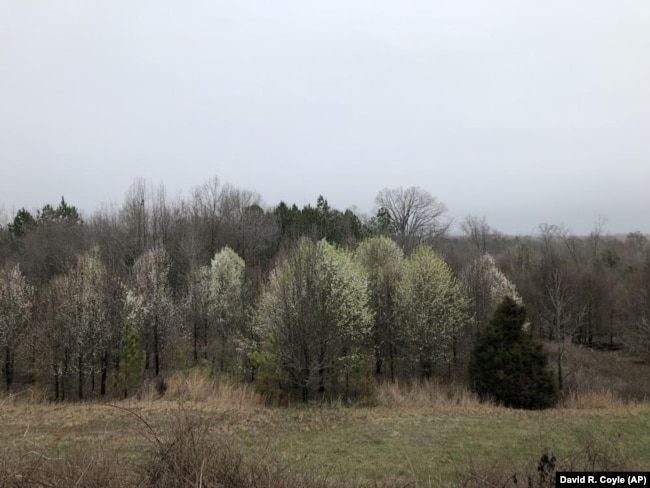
<box><xmin>0</xmin><ymin>177</ymin><xmax>648</xmax><ymax>406</ymax></box>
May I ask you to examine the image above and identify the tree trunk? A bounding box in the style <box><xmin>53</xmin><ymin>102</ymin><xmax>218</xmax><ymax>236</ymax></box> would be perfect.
<box><xmin>154</xmin><ymin>321</ymin><xmax>160</xmax><ymax>376</ymax></box>
<box><xmin>62</xmin><ymin>350</ymin><xmax>69</xmax><ymax>402</ymax></box>
<box><xmin>61</xmin><ymin>351</ymin><xmax>69</xmax><ymax>402</ymax></box>
<box><xmin>203</xmin><ymin>318</ymin><xmax>208</xmax><ymax>360</ymax></box>
<box><xmin>389</xmin><ymin>342</ymin><xmax>395</xmax><ymax>383</ymax></box>
<box><xmin>54</xmin><ymin>372</ymin><xmax>59</xmax><ymax>402</ymax></box>
<box><xmin>374</xmin><ymin>314</ymin><xmax>383</xmax><ymax>377</ymax></box>
<box><xmin>318</xmin><ymin>348</ymin><xmax>326</xmax><ymax>394</ymax></box>
<box><xmin>5</xmin><ymin>346</ymin><xmax>13</xmax><ymax>391</ymax></box>
<box><xmin>78</xmin><ymin>355</ymin><xmax>84</xmax><ymax>400</ymax></box>
<box><xmin>421</xmin><ymin>359</ymin><xmax>432</xmax><ymax>380</ymax></box>
<box><xmin>557</xmin><ymin>342</ymin><xmax>564</xmax><ymax>391</ymax></box>
<box><xmin>374</xmin><ymin>346</ymin><xmax>383</xmax><ymax>377</ymax></box>
<box><xmin>30</xmin><ymin>336</ymin><xmax>37</xmax><ymax>385</ymax></box>
<box><xmin>100</xmin><ymin>352</ymin><xmax>108</xmax><ymax>396</ymax></box>
<box><xmin>193</xmin><ymin>319</ymin><xmax>198</xmax><ymax>362</ymax></box>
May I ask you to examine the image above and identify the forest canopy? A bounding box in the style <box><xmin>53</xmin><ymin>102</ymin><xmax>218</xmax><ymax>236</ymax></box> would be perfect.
<box><xmin>0</xmin><ymin>177</ymin><xmax>648</xmax><ymax>405</ymax></box>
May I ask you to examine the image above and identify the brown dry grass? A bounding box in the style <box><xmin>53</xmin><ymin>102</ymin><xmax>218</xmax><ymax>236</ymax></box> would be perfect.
<box><xmin>458</xmin><ymin>430</ymin><xmax>640</xmax><ymax>488</ymax></box>
<box><xmin>0</xmin><ymin>400</ymin><xmax>418</xmax><ymax>488</ymax></box>
<box><xmin>1</xmin><ymin>358</ymin><xmax>650</xmax><ymax>487</ymax></box>
<box><xmin>140</xmin><ymin>368</ymin><xmax>265</xmax><ymax>409</ymax></box>
<box><xmin>373</xmin><ymin>379</ymin><xmax>496</xmax><ymax>413</ymax></box>
<box><xmin>546</xmin><ymin>341</ymin><xmax>650</xmax><ymax>401</ymax></box>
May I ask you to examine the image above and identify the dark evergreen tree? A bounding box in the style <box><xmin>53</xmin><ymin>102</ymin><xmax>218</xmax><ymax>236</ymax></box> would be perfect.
<box><xmin>8</xmin><ymin>208</ymin><xmax>36</xmax><ymax>237</ymax></box>
<box><xmin>469</xmin><ymin>296</ymin><xmax>558</xmax><ymax>409</ymax></box>
<box><xmin>273</xmin><ymin>197</ymin><xmax>363</xmax><ymax>247</ymax></box>
<box><xmin>38</xmin><ymin>197</ymin><xmax>81</xmax><ymax>224</ymax></box>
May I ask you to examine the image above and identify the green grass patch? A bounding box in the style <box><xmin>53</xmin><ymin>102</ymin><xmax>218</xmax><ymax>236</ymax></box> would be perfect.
<box><xmin>2</xmin><ymin>400</ymin><xmax>650</xmax><ymax>485</ymax></box>
<box><xmin>233</xmin><ymin>406</ymin><xmax>650</xmax><ymax>483</ymax></box>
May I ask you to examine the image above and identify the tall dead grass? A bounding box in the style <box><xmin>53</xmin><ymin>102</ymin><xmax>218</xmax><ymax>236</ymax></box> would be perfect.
<box><xmin>559</xmin><ymin>388</ymin><xmax>627</xmax><ymax>410</ymax></box>
<box><xmin>137</xmin><ymin>368</ymin><xmax>264</xmax><ymax>409</ymax></box>
<box><xmin>547</xmin><ymin>342</ymin><xmax>650</xmax><ymax>403</ymax></box>
<box><xmin>373</xmin><ymin>379</ymin><xmax>493</xmax><ymax>411</ymax></box>
<box><xmin>372</xmin><ymin>376</ymin><xmax>644</xmax><ymax>412</ymax></box>
<box><xmin>0</xmin><ymin>383</ymin><xmax>52</xmax><ymax>407</ymax></box>
<box><xmin>458</xmin><ymin>431</ymin><xmax>638</xmax><ymax>488</ymax></box>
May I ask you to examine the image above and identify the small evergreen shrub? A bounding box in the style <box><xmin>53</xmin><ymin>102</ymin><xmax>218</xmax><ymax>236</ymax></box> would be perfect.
<box><xmin>112</xmin><ymin>322</ymin><xmax>146</xmax><ymax>399</ymax></box>
<box><xmin>469</xmin><ymin>296</ymin><xmax>558</xmax><ymax>409</ymax></box>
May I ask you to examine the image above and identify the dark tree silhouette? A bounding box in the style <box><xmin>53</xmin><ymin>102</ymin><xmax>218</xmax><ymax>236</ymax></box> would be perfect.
<box><xmin>469</xmin><ymin>296</ymin><xmax>558</xmax><ymax>410</ymax></box>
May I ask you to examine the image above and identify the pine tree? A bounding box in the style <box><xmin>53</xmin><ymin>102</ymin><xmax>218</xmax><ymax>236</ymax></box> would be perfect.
<box><xmin>469</xmin><ymin>296</ymin><xmax>558</xmax><ymax>409</ymax></box>
<box><xmin>114</xmin><ymin>322</ymin><xmax>145</xmax><ymax>398</ymax></box>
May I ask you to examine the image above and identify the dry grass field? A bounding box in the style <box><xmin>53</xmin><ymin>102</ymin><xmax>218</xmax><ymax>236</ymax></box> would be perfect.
<box><xmin>1</xmin><ymin>345</ymin><xmax>650</xmax><ymax>487</ymax></box>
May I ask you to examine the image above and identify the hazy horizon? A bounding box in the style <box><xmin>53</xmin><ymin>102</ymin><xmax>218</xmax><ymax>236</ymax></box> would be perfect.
<box><xmin>2</xmin><ymin>1</ymin><xmax>649</xmax><ymax>236</ymax></box>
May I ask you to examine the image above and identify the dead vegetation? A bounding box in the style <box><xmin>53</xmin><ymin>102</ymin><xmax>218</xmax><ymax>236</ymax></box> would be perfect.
<box><xmin>458</xmin><ymin>432</ymin><xmax>639</xmax><ymax>488</ymax></box>
<box><xmin>545</xmin><ymin>341</ymin><xmax>650</xmax><ymax>406</ymax></box>
<box><xmin>1</xmin><ymin>398</ymin><xmax>644</xmax><ymax>488</ymax></box>
<box><xmin>1</xmin><ymin>347</ymin><xmax>649</xmax><ymax>488</ymax></box>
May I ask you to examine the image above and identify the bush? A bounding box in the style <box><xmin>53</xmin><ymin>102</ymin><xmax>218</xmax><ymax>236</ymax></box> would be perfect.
<box><xmin>469</xmin><ymin>296</ymin><xmax>558</xmax><ymax>409</ymax></box>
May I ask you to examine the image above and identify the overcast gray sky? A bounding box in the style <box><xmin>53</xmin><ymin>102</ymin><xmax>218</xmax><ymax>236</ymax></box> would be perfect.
<box><xmin>1</xmin><ymin>1</ymin><xmax>649</xmax><ymax>235</ymax></box>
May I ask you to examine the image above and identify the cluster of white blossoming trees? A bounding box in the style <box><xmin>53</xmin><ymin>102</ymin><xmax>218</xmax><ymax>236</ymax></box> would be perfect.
<box><xmin>0</xmin><ymin>235</ymin><xmax>521</xmax><ymax>402</ymax></box>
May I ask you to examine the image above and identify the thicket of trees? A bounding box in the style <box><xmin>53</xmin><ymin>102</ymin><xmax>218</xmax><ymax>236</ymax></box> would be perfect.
<box><xmin>1</xmin><ymin>177</ymin><xmax>649</xmax><ymax>406</ymax></box>
<box><xmin>255</xmin><ymin>238</ymin><xmax>372</xmax><ymax>401</ymax></box>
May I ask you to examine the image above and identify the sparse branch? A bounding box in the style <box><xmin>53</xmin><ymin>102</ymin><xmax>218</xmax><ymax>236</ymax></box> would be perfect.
<box><xmin>375</xmin><ymin>187</ymin><xmax>449</xmax><ymax>250</ymax></box>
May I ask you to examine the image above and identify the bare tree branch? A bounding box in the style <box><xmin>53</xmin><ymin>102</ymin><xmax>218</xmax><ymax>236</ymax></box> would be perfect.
<box><xmin>375</xmin><ymin>187</ymin><xmax>449</xmax><ymax>250</ymax></box>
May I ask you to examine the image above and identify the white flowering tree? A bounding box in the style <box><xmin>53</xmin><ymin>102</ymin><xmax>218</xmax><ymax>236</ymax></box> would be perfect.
<box><xmin>47</xmin><ymin>248</ymin><xmax>111</xmax><ymax>399</ymax></box>
<box><xmin>462</xmin><ymin>253</ymin><xmax>521</xmax><ymax>339</ymax></box>
<box><xmin>39</xmin><ymin>274</ymin><xmax>75</xmax><ymax>400</ymax></box>
<box><xmin>130</xmin><ymin>245</ymin><xmax>176</xmax><ymax>376</ymax></box>
<box><xmin>0</xmin><ymin>265</ymin><xmax>34</xmax><ymax>391</ymax></box>
<box><xmin>34</xmin><ymin>249</ymin><xmax>112</xmax><ymax>400</ymax></box>
<box><xmin>256</xmin><ymin>238</ymin><xmax>372</xmax><ymax>401</ymax></box>
<box><xmin>396</xmin><ymin>245</ymin><xmax>470</xmax><ymax>379</ymax></box>
<box><xmin>205</xmin><ymin>246</ymin><xmax>245</xmax><ymax>372</ymax></box>
<box><xmin>354</xmin><ymin>236</ymin><xmax>404</xmax><ymax>381</ymax></box>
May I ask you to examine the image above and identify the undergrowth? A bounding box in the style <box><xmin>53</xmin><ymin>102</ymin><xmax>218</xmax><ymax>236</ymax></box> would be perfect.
<box><xmin>459</xmin><ymin>433</ymin><xmax>637</xmax><ymax>488</ymax></box>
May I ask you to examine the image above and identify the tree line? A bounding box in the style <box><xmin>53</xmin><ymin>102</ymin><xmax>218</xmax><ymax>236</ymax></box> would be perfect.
<box><xmin>0</xmin><ymin>177</ymin><xmax>648</xmax><ymax>403</ymax></box>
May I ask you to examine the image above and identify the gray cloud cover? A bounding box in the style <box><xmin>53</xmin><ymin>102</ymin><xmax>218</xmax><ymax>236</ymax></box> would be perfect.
<box><xmin>1</xmin><ymin>1</ymin><xmax>649</xmax><ymax>235</ymax></box>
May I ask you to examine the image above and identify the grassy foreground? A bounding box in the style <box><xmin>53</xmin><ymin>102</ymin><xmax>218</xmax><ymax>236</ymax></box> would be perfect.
<box><xmin>1</xmin><ymin>375</ymin><xmax>649</xmax><ymax>487</ymax></box>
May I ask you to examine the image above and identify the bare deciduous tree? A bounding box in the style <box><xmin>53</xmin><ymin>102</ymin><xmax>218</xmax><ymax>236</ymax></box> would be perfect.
<box><xmin>121</xmin><ymin>178</ymin><xmax>149</xmax><ymax>263</ymax></box>
<box><xmin>460</xmin><ymin>215</ymin><xmax>492</xmax><ymax>254</ymax></box>
<box><xmin>375</xmin><ymin>187</ymin><xmax>449</xmax><ymax>251</ymax></box>
<box><xmin>539</xmin><ymin>269</ymin><xmax>584</xmax><ymax>391</ymax></box>
<box><xmin>190</xmin><ymin>176</ymin><xmax>223</xmax><ymax>258</ymax></box>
